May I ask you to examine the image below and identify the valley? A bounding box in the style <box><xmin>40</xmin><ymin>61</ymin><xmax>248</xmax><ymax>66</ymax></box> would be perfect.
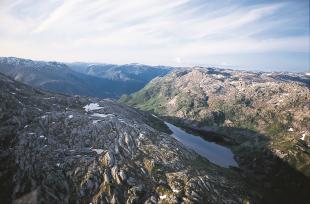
<box><xmin>121</xmin><ymin>67</ymin><xmax>310</xmax><ymax>203</ymax></box>
<box><xmin>0</xmin><ymin>58</ymin><xmax>309</xmax><ymax>203</ymax></box>
<box><xmin>0</xmin><ymin>73</ymin><xmax>255</xmax><ymax>203</ymax></box>
<box><xmin>1</xmin><ymin>0</ymin><xmax>308</xmax><ymax>203</ymax></box>
<box><xmin>0</xmin><ymin>57</ymin><xmax>172</xmax><ymax>99</ymax></box>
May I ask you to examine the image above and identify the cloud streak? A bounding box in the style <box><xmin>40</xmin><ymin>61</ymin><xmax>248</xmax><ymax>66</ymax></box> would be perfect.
<box><xmin>0</xmin><ymin>0</ymin><xmax>309</xmax><ymax>71</ymax></box>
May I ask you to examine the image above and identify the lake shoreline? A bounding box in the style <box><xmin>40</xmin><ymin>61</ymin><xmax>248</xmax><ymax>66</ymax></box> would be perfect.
<box><xmin>164</xmin><ymin>121</ymin><xmax>239</xmax><ymax>168</ymax></box>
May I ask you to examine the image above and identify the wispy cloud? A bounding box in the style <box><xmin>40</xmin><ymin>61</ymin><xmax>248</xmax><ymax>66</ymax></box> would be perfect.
<box><xmin>0</xmin><ymin>0</ymin><xmax>309</xmax><ymax>71</ymax></box>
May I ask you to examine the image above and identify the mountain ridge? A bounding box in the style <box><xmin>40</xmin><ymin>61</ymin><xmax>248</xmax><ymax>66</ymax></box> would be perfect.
<box><xmin>120</xmin><ymin>67</ymin><xmax>310</xmax><ymax>203</ymax></box>
<box><xmin>0</xmin><ymin>57</ymin><xmax>173</xmax><ymax>99</ymax></box>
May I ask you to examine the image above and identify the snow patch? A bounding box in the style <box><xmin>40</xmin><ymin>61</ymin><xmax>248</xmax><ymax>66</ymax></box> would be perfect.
<box><xmin>159</xmin><ymin>195</ymin><xmax>167</xmax><ymax>199</ymax></box>
<box><xmin>152</xmin><ymin>114</ymin><xmax>159</xmax><ymax>118</ymax></box>
<box><xmin>92</xmin><ymin>149</ymin><xmax>104</xmax><ymax>154</ymax></box>
<box><xmin>83</xmin><ymin>103</ymin><xmax>103</xmax><ymax>112</ymax></box>
<box><xmin>288</xmin><ymin>128</ymin><xmax>294</xmax><ymax>132</ymax></box>
<box><xmin>91</xmin><ymin>113</ymin><xmax>114</xmax><ymax>118</ymax></box>
<box><xmin>172</xmin><ymin>189</ymin><xmax>180</xmax><ymax>193</ymax></box>
<box><xmin>44</xmin><ymin>97</ymin><xmax>55</xmax><ymax>100</ymax></box>
<box><xmin>68</xmin><ymin>115</ymin><xmax>73</xmax><ymax>119</ymax></box>
<box><xmin>139</xmin><ymin>133</ymin><xmax>145</xmax><ymax>139</ymax></box>
<box><xmin>212</xmin><ymin>74</ymin><xmax>225</xmax><ymax>79</ymax></box>
<box><xmin>92</xmin><ymin>120</ymin><xmax>101</xmax><ymax>124</ymax></box>
<box><xmin>301</xmin><ymin>133</ymin><xmax>306</xmax><ymax>141</ymax></box>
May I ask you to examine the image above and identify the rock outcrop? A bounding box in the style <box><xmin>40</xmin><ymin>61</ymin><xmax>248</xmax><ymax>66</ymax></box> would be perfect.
<box><xmin>0</xmin><ymin>73</ymin><xmax>253</xmax><ymax>203</ymax></box>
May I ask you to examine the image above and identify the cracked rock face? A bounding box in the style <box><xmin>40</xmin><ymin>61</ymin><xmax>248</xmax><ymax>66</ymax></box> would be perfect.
<box><xmin>0</xmin><ymin>73</ymin><xmax>253</xmax><ymax>203</ymax></box>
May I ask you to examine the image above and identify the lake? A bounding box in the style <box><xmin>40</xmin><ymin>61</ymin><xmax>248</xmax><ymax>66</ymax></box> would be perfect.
<box><xmin>164</xmin><ymin>121</ymin><xmax>238</xmax><ymax>168</ymax></box>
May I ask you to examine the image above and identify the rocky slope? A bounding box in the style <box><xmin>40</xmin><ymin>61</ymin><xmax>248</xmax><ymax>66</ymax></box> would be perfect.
<box><xmin>0</xmin><ymin>57</ymin><xmax>172</xmax><ymax>99</ymax></box>
<box><xmin>0</xmin><ymin>73</ymin><xmax>254</xmax><ymax>203</ymax></box>
<box><xmin>121</xmin><ymin>67</ymin><xmax>310</xmax><ymax>203</ymax></box>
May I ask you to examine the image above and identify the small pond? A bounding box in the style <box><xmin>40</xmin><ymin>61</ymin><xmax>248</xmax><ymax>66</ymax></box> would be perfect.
<box><xmin>165</xmin><ymin>121</ymin><xmax>238</xmax><ymax>168</ymax></box>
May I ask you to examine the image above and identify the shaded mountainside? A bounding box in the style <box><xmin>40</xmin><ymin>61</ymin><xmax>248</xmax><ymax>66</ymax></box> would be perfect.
<box><xmin>68</xmin><ymin>62</ymin><xmax>171</xmax><ymax>83</ymax></box>
<box><xmin>0</xmin><ymin>73</ymin><xmax>255</xmax><ymax>203</ymax></box>
<box><xmin>120</xmin><ymin>67</ymin><xmax>310</xmax><ymax>203</ymax></box>
<box><xmin>0</xmin><ymin>57</ymin><xmax>172</xmax><ymax>99</ymax></box>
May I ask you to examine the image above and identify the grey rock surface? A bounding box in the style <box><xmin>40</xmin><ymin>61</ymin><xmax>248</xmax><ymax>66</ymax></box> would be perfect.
<box><xmin>0</xmin><ymin>73</ymin><xmax>252</xmax><ymax>203</ymax></box>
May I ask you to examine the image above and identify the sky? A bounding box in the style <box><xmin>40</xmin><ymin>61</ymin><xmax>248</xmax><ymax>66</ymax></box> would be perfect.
<box><xmin>0</xmin><ymin>0</ymin><xmax>309</xmax><ymax>72</ymax></box>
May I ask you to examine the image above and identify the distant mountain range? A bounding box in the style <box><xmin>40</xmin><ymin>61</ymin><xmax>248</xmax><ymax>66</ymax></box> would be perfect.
<box><xmin>1</xmin><ymin>56</ymin><xmax>310</xmax><ymax>203</ymax></box>
<box><xmin>68</xmin><ymin>62</ymin><xmax>172</xmax><ymax>82</ymax></box>
<box><xmin>0</xmin><ymin>57</ymin><xmax>172</xmax><ymax>99</ymax></box>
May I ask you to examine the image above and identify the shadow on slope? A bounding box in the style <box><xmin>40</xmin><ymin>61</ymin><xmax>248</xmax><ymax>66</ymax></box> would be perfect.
<box><xmin>158</xmin><ymin>115</ymin><xmax>310</xmax><ymax>204</ymax></box>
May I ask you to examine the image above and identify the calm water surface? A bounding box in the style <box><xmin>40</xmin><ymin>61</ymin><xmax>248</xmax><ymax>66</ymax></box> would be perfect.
<box><xmin>165</xmin><ymin>121</ymin><xmax>238</xmax><ymax>168</ymax></box>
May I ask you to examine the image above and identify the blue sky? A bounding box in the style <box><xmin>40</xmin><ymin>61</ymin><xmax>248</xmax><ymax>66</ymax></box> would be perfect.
<box><xmin>0</xmin><ymin>0</ymin><xmax>309</xmax><ymax>72</ymax></box>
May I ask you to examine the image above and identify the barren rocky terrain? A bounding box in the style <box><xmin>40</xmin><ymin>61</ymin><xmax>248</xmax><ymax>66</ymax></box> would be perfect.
<box><xmin>121</xmin><ymin>67</ymin><xmax>310</xmax><ymax>203</ymax></box>
<box><xmin>0</xmin><ymin>73</ymin><xmax>255</xmax><ymax>203</ymax></box>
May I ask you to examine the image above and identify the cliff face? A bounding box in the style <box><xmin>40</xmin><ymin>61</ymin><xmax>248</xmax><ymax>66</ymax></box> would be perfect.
<box><xmin>0</xmin><ymin>73</ymin><xmax>252</xmax><ymax>203</ymax></box>
<box><xmin>121</xmin><ymin>67</ymin><xmax>310</xmax><ymax>203</ymax></box>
